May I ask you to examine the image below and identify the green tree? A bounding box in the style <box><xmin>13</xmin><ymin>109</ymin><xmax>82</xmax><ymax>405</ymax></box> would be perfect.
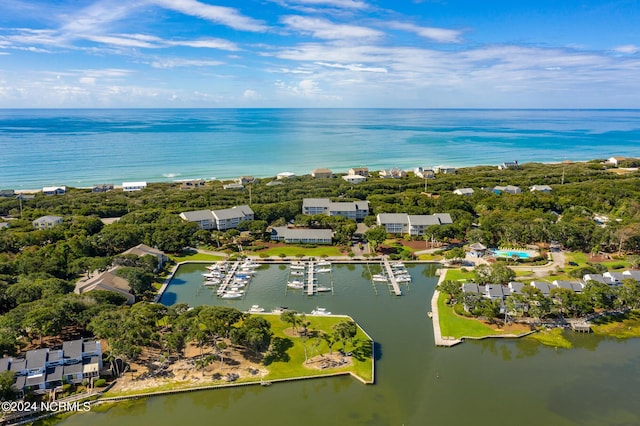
<box><xmin>364</xmin><ymin>226</ymin><xmax>387</xmax><ymax>252</ymax></box>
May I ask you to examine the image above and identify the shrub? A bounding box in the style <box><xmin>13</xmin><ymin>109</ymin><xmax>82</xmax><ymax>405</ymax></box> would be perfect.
<box><xmin>94</xmin><ymin>378</ymin><xmax>107</xmax><ymax>387</ymax></box>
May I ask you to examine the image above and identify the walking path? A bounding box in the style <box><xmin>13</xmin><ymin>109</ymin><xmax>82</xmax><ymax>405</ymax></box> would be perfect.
<box><xmin>430</xmin><ymin>272</ymin><xmax>463</xmax><ymax>347</ymax></box>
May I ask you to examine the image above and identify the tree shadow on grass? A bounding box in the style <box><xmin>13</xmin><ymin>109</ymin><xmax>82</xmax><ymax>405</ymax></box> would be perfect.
<box><xmin>263</xmin><ymin>337</ymin><xmax>294</xmax><ymax>366</ymax></box>
<box><xmin>349</xmin><ymin>339</ymin><xmax>375</xmax><ymax>362</ymax></box>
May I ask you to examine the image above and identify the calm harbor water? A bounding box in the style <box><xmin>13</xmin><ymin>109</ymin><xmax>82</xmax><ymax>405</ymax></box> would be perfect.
<box><xmin>60</xmin><ymin>263</ymin><xmax>640</xmax><ymax>426</ymax></box>
<box><xmin>2</xmin><ymin>109</ymin><xmax>640</xmax><ymax>189</ymax></box>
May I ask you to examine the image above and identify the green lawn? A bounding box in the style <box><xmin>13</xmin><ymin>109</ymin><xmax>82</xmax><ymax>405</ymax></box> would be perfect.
<box><xmin>591</xmin><ymin>311</ymin><xmax>640</xmax><ymax>338</ymax></box>
<box><xmin>525</xmin><ymin>328</ymin><xmax>572</xmax><ymax>348</ymax></box>
<box><xmin>257</xmin><ymin>246</ymin><xmax>345</xmax><ymax>258</ymax></box>
<box><xmin>565</xmin><ymin>251</ymin><xmax>630</xmax><ymax>270</ymax></box>
<box><xmin>443</xmin><ymin>268</ymin><xmax>475</xmax><ymax>282</ymax></box>
<box><xmin>437</xmin><ymin>292</ymin><xmax>524</xmax><ymax>338</ymax></box>
<box><xmin>261</xmin><ymin>314</ymin><xmax>373</xmax><ymax>383</ymax></box>
<box><xmin>169</xmin><ymin>252</ymin><xmax>224</xmax><ymax>262</ymax></box>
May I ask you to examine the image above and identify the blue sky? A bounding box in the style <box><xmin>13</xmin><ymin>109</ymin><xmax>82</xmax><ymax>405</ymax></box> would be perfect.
<box><xmin>1</xmin><ymin>0</ymin><xmax>639</xmax><ymax>108</ymax></box>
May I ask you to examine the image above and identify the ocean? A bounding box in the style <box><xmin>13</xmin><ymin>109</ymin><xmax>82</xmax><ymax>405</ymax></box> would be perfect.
<box><xmin>1</xmin><ymin>108</ymin><xmax>640</xmax><ymax>189</ymax></box>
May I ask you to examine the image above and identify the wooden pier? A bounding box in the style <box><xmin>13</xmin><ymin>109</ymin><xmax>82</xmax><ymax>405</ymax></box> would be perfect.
<box><xmin>382</xmin><ymin>257</ymin><xmax>403</xmax><ymax>296</ymax></box>
<box><xmin>307</xmin><ymin>261</ymin><xmax>315</xmax><ymax>295</ymax></box>
<box><xmin>216</xmin><ymin>261</ymin><xmax>240</xmax><ymax>295</ymax></box>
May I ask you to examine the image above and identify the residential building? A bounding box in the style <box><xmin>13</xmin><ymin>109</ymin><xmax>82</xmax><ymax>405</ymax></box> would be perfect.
<box><xmin>603</xmin><ymin>271</ymin><xmax>626</xmax><ymax>285</ymax></box>
<box><xmin>180</xmin><ymin>205</ymin><xmax>254</xmax><ymax>231</ymax></box>
<box><xmin>179</xmin><ymin>180</ymin><xmax>206</xmax><ymax>190</ymax></box>
<box><xmin>92</xmin><ymin>184</ymin><xmax>114</xmax><ymax>193</ymax></box>
<box><xmin>180</xmin><ymin>209</ymin><xmax>217</xmax><ymax>230</ymax></box>
<box><xmin>212</xmin><ymin>205</ymin><xmax>254</xmax><ymax>231</ymax></box>
<box><xmin>311</xmin><ymin>168</ymin><xmax>333</xmax><ymax>178</ymax></box>
<box><xmin>606</xmin><ymin>156</ymin><xmax>626</xmax><ymax>167</ymax></box>
<box><xmin>530</xmin><ymin>185</ymin><xmax>552</xmax><ymax>193</ymax></box>
<box><xmin>379</xmin><ymin>168</ymin><xmax>407</xmax><ymax>179</ymax></box>
<box><xmin>623</xmin><ymin>270</ymin><xmax>640</xmax><ymax>282</ymax></box>
<box><xmin>265</xmin><ymin>180</ymin><xmax>283</xmax><ymax>186</ymax></box>
<box><xmin>276</xmin><ymin>172</ymin><xmax>296</xmax><ymax>180</ymax></box>
<box><xmin>342</xmin><ymin>174</ymin><xmax>367</xmax><ymax>184</ymax></box>
<box><xmin>453</xmin><ymin>188</ymin><xmax>474</xmax><ymax>196</ymax></box>
<box><xmin>122</xmin><ymin>243</ymin><xmax>168</xmax><ymax>270</ymax></box>
<box><xmin>434</xmin><ymin>165</ymin><xmax>456</xmax><ymax>174</ymax></box>
<box><xmin>376</xmin><ymin>212</ymin><xmax>452</xmax><ymax>236</ymax></box>
<box><xmin>74</xmin><ymin>268</ymin><xmax>135</xmax><ymax>304</ymax></box>
<box><xmin>414</xmin><ymin>167</ymin><xmax>435</xmax><ymax>179</ymax></box>
<box><xmin>122</xmin><ymin>181</ymin><xmax>147</xmax><ymax>192</ymax></box>
<box><xmin>43</xmin><ymin>186</ymin><xmax>66</xmax><ymax>195</ymax></box>
<box><xmin>492</xmin><ymin>185</ymin><xmax>521</xmax><ymax>195</ymax></box>
<box><xmin>302</xmin><ymin>198</ymin><xmax>369</xmax><ymax>221</ymax></box>
<box><xmin>530</xmin><ymin>281</ymin><xmax>551</xmax><ymax>296</ymax></box>
<box><xmin>552</xmin><ymin>280</ymin><xmax>584</xmax><ymax>293</ymax></box>
<box><xmin>498</xmin><ymin>160</ymin><xmax>519</xmax><ymax>170</ymax></box>
<box><xmin>0</xmin><ymin>339</ymin><xmax>102</xmax><ymax>395</ymax></box>
<box><xmin>33</xmin><ymin>215</ymin><xmax>63</xmax><ymax>230</ymax></box>
<box><xmin>0</xmin><ymin>189</ymin><xmax>15</xmax><ymax>198</ymax></box>
<box><xmin>222</xmin><ymin>183</ymin><xmax>244</xmax><ymax>190</ymax></box>
<box><xmin>270</xmin><ymin>227</ymin><xmax>333</xmax><ymax>244</ymax></box>
<box><xmin>348</xmin><ymin>167</ymin><xmax>369</xmax><ymax>177</ymax></box>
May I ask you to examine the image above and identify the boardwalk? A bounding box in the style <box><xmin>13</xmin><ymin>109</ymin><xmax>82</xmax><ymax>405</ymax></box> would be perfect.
<box><xmin>381</xmin><ymin>257</ymin><xmax>402</xmax><ymax>296</ymax></box>
<box><xmin>216</xmin><ymin>261</ymin><xmax>240</xmax><ymax>295</ymax></box>
<box><xmin>307</xmin><ymin>261</ymin><xmax>315</xmax><ymax>295</ymax></box>
<box><xmin>431</xmin><ymin>272</ymin><xmax>463</xmax><ymax>347</ymax></box>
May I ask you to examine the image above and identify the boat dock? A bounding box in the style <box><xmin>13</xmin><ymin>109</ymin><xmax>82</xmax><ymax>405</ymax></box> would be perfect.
<box><xmin>307</xmin><ymin>261</ymin><xmax>315</xmax><ymax>295</ymax></box>
<box><xmin>382</xmin><ymin>257</ymin><xmax>403</xmax><ymax>296</ymax></box>
<box><xmin>216</xmin><ymin>261</ymin><xmax>240</xmax><ymax>295</ymax></box>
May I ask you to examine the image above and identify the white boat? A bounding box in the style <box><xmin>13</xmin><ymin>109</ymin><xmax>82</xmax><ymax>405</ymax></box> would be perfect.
<box><xmin>219</xmin><ymin>292</ymin><xmax>243</xmax><ymax>299</ymax></box>
<box><xmin>287</xmin><ymin>280</ymin><xmax>305</xmax><ymax>289</ymax></box>
<box><xmin>372</xmin><ymin>274</ymin><xmax>388</xmax><ymax>282</ymax></box>
<box><xmin>271</xmin><ymin>306</ymin><xmax>289</xmax><ymax>314</ymax></box>
<box><xmin>390</xmin><ymin>261</ymin><xmax>405</xmax><ymax>268</ymax></box>
<box><xmin>316</xmin><ymin>286</ymin><xmax>332</xmax><ymax>292</ymax></box>
<box><xmin>311</xmin><ymin>307</ymin><xmax>331</xmax><ymax>315</ymax></box>
<box><xmin>290</xmin><ymin>270</ymin><xmax>305</xmax><ymax>276</ymax></box>
<box><xmin>316</xmin><ymin>260</ymin><xmax>331</xmax><ymax>266</ymax></box>
<box><xmin>203</xmin><ymin>279</ymin><xmax>220</xmax><ymax>286</ymax></box>
<box><xmin>315</xmin><ymin>267</ymin><xmax>332</xmax><ymax>273</ymax></box>
<box><xmin>290</xmin><ymin>263</ymin><xmax>306</xmax><ymax>270</ymax></box>
<box><xmin>396</xmin><ymin>275</ymin><xmax>412</xmax><ymax>282</ymax></box>
<box><xmin>241</xmin><ymin>260</ymin><xmax>260</xmax><ymax>269</ymax></box>
<box><xmin>202</xmin><ymin>272</ymin><xmax>224</xmax><ymax>279</ymax></box>
<box><xmin>248</xmin><ymin>305</ymin><xmax>265</xmax><ymax>313</ymax></box>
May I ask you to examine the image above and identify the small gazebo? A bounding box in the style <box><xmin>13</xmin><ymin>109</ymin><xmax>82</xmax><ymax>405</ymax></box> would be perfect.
<box><xmin>468</xmin><ymin>242</ymin><xmax>488</xmax><ymax>258</ymax></box>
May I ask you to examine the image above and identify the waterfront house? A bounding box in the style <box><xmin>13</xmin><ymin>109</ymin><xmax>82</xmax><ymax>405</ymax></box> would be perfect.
<box><xmin>583</xmin><ymin>274</ymin><xmax>609</xmax><ymax>285</ymax></box>
<box><xmin>33</xmin><ymin>215</ymin><xmax>63</xmax><ymax>230</ymax></box>
<box><xmin>453</xmin><ymin>188</ymin><xmax>474</xmax><ymax>196</ymax></box>
<box><xmin>302</xmin><ymin>198</ymin><xmax>369</xmax><ymax>221</ymax></box>
<box><xmin>74</xmin><ymin>268</ymin><xmax>136</xmax><ymax>304</ymax></box>
<box><xmin>376</xmin><ymin>213</ymin><xmax>452</xmax><ymax>236</ymax></box>
<box><xmin>43</xmin><ymin>186</ymin><xmax>66</xmax><ymax>196</ymax></box>
<box><xmin>236</xmin><ymin>176</ymin><xmax>255</xmax><ymax>185</ymax></box>
<box><xmin>266</xmin><ymin>180</ymin><xmax>283</xmax><ymax>186</ymax></box>
<box><xmin>508</xmin><ymin>281</ymin><xmax>525</xmax><ymax>295</ymax></box>
<box><xmin>0</xmin><ymin>189</ymin><xmax>15</xmax><ymax>198</ymax></box>
<box><xmin>342</xmin><ymin>174</ymin><xmax>367</xmax><ymax>184</ymax></box>
<box><xmin>92</xmin><ymin>184</ymin><xmax>114</xmax><ymax>193</ymax></box>
<box><xmin>0</xmin><ymin>339</ymin><xmax>102</xmax><ymax>395</ymax></box>
<box><xmin>498</xmin><ymin>160</ymin><xmax>519</xmax><ymax>170</ymax></box>
<box><xmin>270</xmin><ymin>226</ymin><xmax>333</xmax><ymax>244</ymax></box>
<box><xmin>461</xmin><ymin>283</ymin><xmax>481</xmax><ymax>294</ymax></box>
<box><xmin>179</xmin><ymin>180</ymin><xmax>206</xmax><ymax>190</ymax></box>
<box><xmin>603</xmin><ymin>271</ymin><xmax>626</xmax><ymax>285</ymax></box>
<box><xmin>434</xmin><ymin>165</ymin><xmax>456</xmax><ymax>174</ymax></box>
<box><xmin>606</xmin><ymin>156</ymin><xmax>626</xmax><ymax>167</ymax></box>
<box><xmin>180</xmin><ymin>209</ymin><xmax>216</xmax><ymax>230</ymax></box>
<box><xmin>123</xmin><ymin>243</ymin><xmax>168</xmax><ymax>270</ymax></box>
<box><xmin>530</xmin><ymin>185</ymin><xmax>552</xmax><ymax>193</ymax></box>
<box><xmin>379</xmin><ymin>168</ymin><xmax>407</xmax><ymax>179</ymax></box>
<box><xmin>311</xmin><ymin>168</ymin><xmax>333</xmax><ymax>179</ymax></box>
<box><xmin>414</xmin><ymin>167</ymin><xmax>435</xmax><ymax>179</ymax></box>
<box><xmin>484</xmin><ymin>284</ymin><xmax>507</xmax><ymax>300</ymax></box>
<box><xmin>276</xmin><ymin>172</ymin><xmax>296</xmax><ymax>180</ymax></box>
<box><xmin>622</xmin><ymin>270</ymin><xmax>640</xmax><ymax>282</ymax></box>
<box><xmin>122</xmin><ymin>181</ymin><xmax>147</xmax><ymax>192</ymax></box>
<box><xmin>222</xmin><ymin>183</ymin><xmax>244</xmax><ymax>190</ymax></box>
<box><xmin>348</xmin><ymin>167</ymin><xmax>369</xmax><ymax>177</ymax></box>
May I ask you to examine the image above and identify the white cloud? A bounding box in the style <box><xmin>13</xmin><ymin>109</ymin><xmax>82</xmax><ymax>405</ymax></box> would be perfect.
<box><xmin>387</xmin><ymin>22</ymin><xmax>463</xmax><ymax>43</ymax></box>
<box><xmin>281</xmin><ymin>15</ymin><xmax>382</xmax><ymax>40</ymax></box>
<box><xmin>281</xmin><ymin>0</ymin><xmax>367</xmax><ymax>9</ymax></box>
<box><xmin>315</xmin><ymin>61</ymin><xmax>387</xmax><ymax>73</ymax></box>
<box><xmin>151</xmin><ymin>0</ymin><xmax>267</xmax><ymax>32</ymax></box>
<box><xmin>243</xmin><ymin>89</ymin><xmax>260</xmax><ymax>99</ymax></box>
<box><xmin>79</xmin><ymin>77</ymin><xmax>96</xmax><ymax>85</ymax></box>
<box><xmin>83</xmin><ymin>34</ymin><xmax>159</xmax><ymax>48</ymax></box>
<box><xmin>168</xmin><ymin>38</ymin><xmax>240</xmax><ymax>51</ymax></box>
<box><xmin>613</xmin><ymin>44</ymin><xmax>639</xmax><ymax>54</ymax></box>
<box><xmin>151</xmin><ymin>58</ymin><xmax>224</xmax><ymax>68</ymax></box>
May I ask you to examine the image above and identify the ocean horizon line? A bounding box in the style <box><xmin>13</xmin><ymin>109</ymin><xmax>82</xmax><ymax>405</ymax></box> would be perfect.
<box><xmin>2</xmin><ymin>107</ymin><xmax>640</xmax><ymax>111</ymax></box>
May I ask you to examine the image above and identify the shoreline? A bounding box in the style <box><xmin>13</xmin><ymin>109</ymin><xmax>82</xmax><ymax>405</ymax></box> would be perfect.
<box><xmin>5</xmin><ymin>157</ymin><xmax>622</xmax><ymax>194</ymax></box>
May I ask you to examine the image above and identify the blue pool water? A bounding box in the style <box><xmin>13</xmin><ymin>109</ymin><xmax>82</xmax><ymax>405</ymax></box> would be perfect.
<box><xmin>493</xmin><ymin>250</ymin><xmax>531</xmax><ymax>259</ymax></box>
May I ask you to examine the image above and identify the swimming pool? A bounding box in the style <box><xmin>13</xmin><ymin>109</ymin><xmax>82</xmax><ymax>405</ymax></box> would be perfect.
<box><xmin>493</xmin><ymin>250</ymin><xmax>531</xmax><ymax>259</ymax></box>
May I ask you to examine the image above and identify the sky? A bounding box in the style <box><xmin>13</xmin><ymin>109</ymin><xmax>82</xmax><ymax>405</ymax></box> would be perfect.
<box><xmin>0</xmin><ymin>0</ymin><xmax>639</xmax><ymax>108</ymax></box>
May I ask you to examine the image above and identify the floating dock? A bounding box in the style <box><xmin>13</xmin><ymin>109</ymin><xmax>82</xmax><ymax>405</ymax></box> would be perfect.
<box><xmin>382</xmin><ymin>257</ymin><xmax>402</xmax><ymax>296</ymax></box>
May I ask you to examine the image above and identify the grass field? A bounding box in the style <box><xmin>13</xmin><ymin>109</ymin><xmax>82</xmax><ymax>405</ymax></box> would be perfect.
<box><xmin>591</xmin><ymin>311</ymin><xmax>640</xmax><ymax>338</ymax></box>
<box><xmin>256</xmin><ymin>246</ymin><xmax>345</xmax><ymax>258</ymax></box>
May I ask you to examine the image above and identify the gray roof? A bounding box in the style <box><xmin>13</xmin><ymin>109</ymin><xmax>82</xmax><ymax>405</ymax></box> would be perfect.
<box><xmin>623</xmin><ymin>270</ymin><xmax>640</xmax><ymax>281</ymax></box>
<box><xmin>604</xmin><ymin>272</ymin><xmax>626</xmax><ymax>282</ymax></box>
<box><xmin>408</xmin><ymin>215</ymin><xmax>441</xmax><ymax>226</ymax></box>
<box><xmin>461</xmin><ymin>283</ymin><xmax>480</xmax><ymax>294</ymax></box>
<box><xmin>47</xmin><ymin>351</ymin><xmax>63</xmax><ymax>364</ymax></box>
<box><xmin>303</xmin><ymin>198</ymin><xmax>331</xmax><ymax>208</ymax></box>
<box><xmin>63</xmin><ymin>339</ymin><xmax>83</xmax><ymax>360</ymax></box>
<box><xmin>26</xmin><ymin>349</ymin><xmax>48</xmax><ymax>370</ymax></box>
<box><xmin>180</xmin><ymin>210</ymin><xmax>215</xmax><ymax>221</ymax></box>
<box><xmin>272</xmin><ymin>226</ymin><xmax>333</xmax><ymax>240</ymax></box>
<box><xmin>213</xmin><ymin>205</ymin><xmax>253</xmax><ymax>220</ymax></box>
<box><xmin>10</xmin><ymin>359</ymin><xmax>26</xmax><ymax>373</ymax></box>
<box><xmin>46</xmin><ymin>365</ymin><xmax>63</xmax><ymax>382</ymax></box>
<box><xmin>26</xmin><ymin>374</ymin><xmax>45</xmax><ymax>387</ymax></box>
<box><xmin>434</xmin><ymin>213</ymin><xmax>453</xmax><ymax>224</ymax></box>
<box><xmin>508</xmin><ymin>281</ymin><xmax>525</xmax><ymax>294</ymax></box>
<box><xmin>454</xmin><ymin>188</ymin><xmax>474</xmax><ymax>195</ymax></box>
<box><xmin>33</xmin><ymin>215</ymin><xmax>63</xmax><ymax>224</ymax></box>
<box><xmin>553</xmin><ymin>280</ymin><xmax>574</xmax><ymax>291</ymax></box>
<box><xmin>266</xmin><ymin>180</ymin><xmax>283</xmax><ymax>186</ymax></box>
<box><xmin>485</xmin><ymin>284</ymin><xmax>505</xmax><ymax>299</ymax></box>
<box><xmin>329</xmin><ymin>202</ymin><xmax>357</xmax><ymax>212</ymax></box>
<box><xmin>377</xmin><ymin>213</ymin><xmax>410</xmax><ymax>224</ymax></box>
<box><xmin>530</xmin><ymin>281</ymin><xmax>551</xmax><ymax>295</ymax></box>
<box><xmin>0</xmin><ymin>358</ymin><xmax>10</xmax><ymax>372</ymax></box>
<box><xmin>83</xmin><ymin>341</ymin><xmax>99</xmax><ymax>353</ymax></box>
<box><xmin>63</xmin><ymin>363</ymin><xmax>83</xmax><ymax>375</ymax></box>
<box><xmin>583</xmin><ymin>274</ymin><xmax>607</xmax><ymax>284</ymax></box>
<box><xmin>530</xmin><ymin>185</ymin><xmax>552</xmax><ymax>191</ymax></box>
